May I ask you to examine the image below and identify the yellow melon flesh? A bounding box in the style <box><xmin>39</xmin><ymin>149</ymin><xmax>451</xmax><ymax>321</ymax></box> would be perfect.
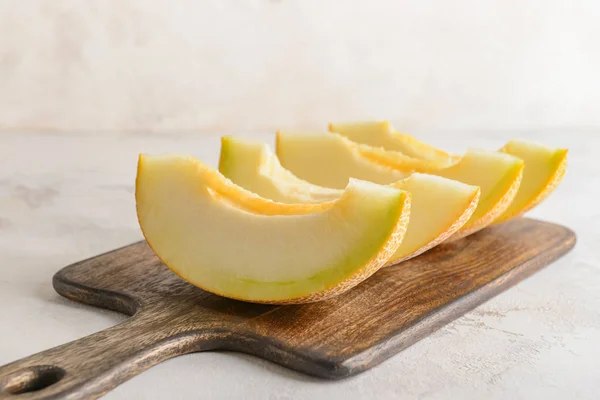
<box><xmin>136</xmin><ymin>154</ymin><xmax>410</xmax><ymax>304</ymax></box>
<box><xmin>359</xmin><ymin>146</ymin><xmax>452</xmax><ymax>173</ymax></box>
<box><xmin>276</xmin><ymin>132</ymin><xmax>523</xmax><ymax>239</ymax></box>
<box><xmin>345</xmin><ymin>143</ymin><xmax>525</xmax><ymax>238</ymax></box>
<box><xmin>375</xmin><ymin>131</ymin><xmax>567</xmax><ymax>223</ymax></box>
<box><xmin>221</xmin><ymin>136</ymin><xmax>480</xmax><ymax>265</ymax></box>
<box><xmin>329</xmin><ymin>120</ymin><xmax>454</xmax><ymax>165</ymax></box>
<box><xmin>219</xmin><ymin>136</ymin><xmax>342</xmax><ymax>204</ymax></box>
<box><xmin>433</xmin><ymin>149</ymin><xmax>523</xmax><ymax>238</ymax></box>
<box><xmin>494</xmin><ymin>140</ymin><xmax>568</xmax><ymax>223</ymax></box>
<box><xmin>276</xmin><ymin>132</ymin><xmax>407</xmax><ymax>188</ymax></box>
<box><xmin>389</xmin><ymin>173</ymin><xmax>480</xmax><ymax>261</ymax></box>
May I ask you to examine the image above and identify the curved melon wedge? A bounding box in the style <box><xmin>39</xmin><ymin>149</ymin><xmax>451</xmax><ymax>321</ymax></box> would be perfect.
<box><xmin>136</xmin><ymin>154</ymin><xmax>411</xmax><ymax>304</ymax></box>
<box><xmin>389</xmin><ymin>174</ymin><xmax>480</xmax><ymax>262</ymax></box>
<box><xmin>275</xmin><ymin>131</ymin><xmax>406</xmax><ymax>188</ymax></box>
<box><xmin>364</xmin><ymin>146</ymin><xmax>525</xmax><ymax>239</ymax></box>
<box><xmin>329</xmin><ymin>120</ymin><xmax>455</xmax><ymax>165</ymax></box>
<box><xmin>435</xmin><ymin>149</ymin><xmax>523</xmax><ymax>238</ymax></box>
<box><xmin>220</xmin><ymin>137</ymin><xmax>480</xmax><ymax>265</ymax></box>
<box><xmin>219</xmin><ymin>136</ymin><xmax>342</xmax><ymax>204</ymax></box>
<box><xmin>494</xmin><ymin>140</ymin><xmax>568</xmax><ymax>223</ymax></box>
<box><xmin>383</xmin><ymin>133</ymin><xmax>567</xmax><ymax>223</ymax></box>
<box><xmin>276</xmin><ymin>132</ymin><xmax>523</xmax><ymax>239</ymax></box>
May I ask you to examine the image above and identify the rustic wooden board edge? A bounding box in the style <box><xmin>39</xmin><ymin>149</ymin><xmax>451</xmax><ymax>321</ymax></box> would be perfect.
<box><xmin>333</xmin><ymin>221</ymin><xmax>577</xmax><ymax>378</ymax></box>
<box><xmin>53</xmin><ymin>275</ymin><xmax>139</xmax><ymax>317</ymax></box>
<box><xmin>49</xmin><ymin>219</ymin><xmax>577</xmax><ymax>381</ymax></box>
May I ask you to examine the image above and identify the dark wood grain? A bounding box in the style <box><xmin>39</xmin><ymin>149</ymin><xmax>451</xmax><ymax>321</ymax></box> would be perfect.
<box><xmin>0</xmin><ymin>218</ymin><xmax>575</xmax><ymax>400</ymax></box>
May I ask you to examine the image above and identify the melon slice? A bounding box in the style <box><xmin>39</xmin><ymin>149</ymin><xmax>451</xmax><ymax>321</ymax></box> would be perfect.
<box><xmin>329</xmin><ymin>120</ymin><xmax>455</xmax><ymax>165</ymax></box>
<box><xmin>276</xmin><ymin>132</ymin><xmax>523</xmax><ymax>239</ymax></box>
<box><xmin>349</xmin><ymin>123</ymin><xmax>568</xmax><ymax>223</ymax></box>
<box><xmin>389</xmin><ymin>173</ymin><xmax>479</xmax><ymax>260</ymax></box>
<box><xmin>275</xmin><ymin>132</ymin><xmax>406</xmax><ymax>188</ymax></box>
<box><xmin>432</xmin><ymin>149</ymin><xmax>523</xmax><ymax>238</ymax></box>
<box><xmin>221</xmin><ymin>136</ymin><xmax>480</xmax><ymax>264</ymax></box>
<box><xmin>494</xmin><ymin>140</ymin><xmax>568</xmax><ymax>223</ymax></box>
<box><xmin>219</xmin><ymin>136</ymin><xmax>342</xmax><ymax>204</ymax></box>
<box><xmin>136</xmin><ymin>154</ymin><xmax>411</xmax><ymax>304</ymax></box>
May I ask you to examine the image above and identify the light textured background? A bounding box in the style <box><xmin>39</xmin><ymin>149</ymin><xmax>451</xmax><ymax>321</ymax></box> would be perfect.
<box><xmin>1</xmin><ymin>0</ymin><xmax>599</xmax><ymax>133</ymax></box>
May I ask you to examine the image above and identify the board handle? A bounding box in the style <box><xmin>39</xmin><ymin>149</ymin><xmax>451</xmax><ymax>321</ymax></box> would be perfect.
<box><xmin>0</xmin><ymin>315</ymin><xmax>226</xmax><ymax>399</ymax></box>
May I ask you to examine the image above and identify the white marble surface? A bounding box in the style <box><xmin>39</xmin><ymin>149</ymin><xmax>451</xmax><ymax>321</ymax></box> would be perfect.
<box><xmin>0</xmin><ymin>130</ymin><xmax>599</xmax><ymax>399</ymax></box>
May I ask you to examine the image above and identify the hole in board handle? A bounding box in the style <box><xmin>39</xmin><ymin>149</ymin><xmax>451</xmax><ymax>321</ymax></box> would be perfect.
<box><xmin>0</xmin><ymin>365</ymin><xmax>66</xmax><ymax>395</ymax></box>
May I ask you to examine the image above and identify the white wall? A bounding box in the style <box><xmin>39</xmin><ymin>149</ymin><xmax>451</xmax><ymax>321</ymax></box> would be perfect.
<box><xmin>0</xmin><ymin>0</ymin><xmax>598</xmax><ymax>133</ymax></box>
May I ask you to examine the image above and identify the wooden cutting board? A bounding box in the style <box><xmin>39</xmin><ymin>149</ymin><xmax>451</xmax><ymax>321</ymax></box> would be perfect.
<box><xmin>0</xmin><ymin>218</ymin><xmax>575</xmax><ymax>400</ymax></box>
